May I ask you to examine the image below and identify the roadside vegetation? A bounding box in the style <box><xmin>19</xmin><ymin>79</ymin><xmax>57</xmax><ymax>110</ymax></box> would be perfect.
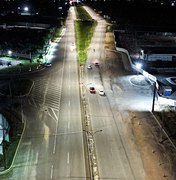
<box><xmin>0</xmin><ymin>111</ymin><xmax>23</xmax><ymax>170</ymax></box>
<box><xmin>0</xmin><ymin>79</ymin><xmax>33</xmax><ymax>97</ymax></box>
<box><xmin>74</xmin><ymin>5</ymin><xmax>97</xmax><ymax>64</ymax></box>
<box><xmin>0</xmin><ymin>106</ymin><xmax>24</xmax><ymax>170</ymax></box>
<box><xmin>0</xmin><ymin>22</ymin><xmax>66</xmax><ymax>73</ymax></box>
<box><xmin>0</xmin><ymin>58</ymin><xmax>43</xmax><ymax>74</ymax></box>
<box><xmin>0</xmin><ymin>79</ymin><xmax>33</xmax><ymax>170</ymax></box>
<box><xmin>0</xmin><ymin>129</ymin><xmax>22</xmax><ymax>170</ymax></box>
<box><xmin>0</xmin><ymin>25</ymin><xmax>66</xmax><ymax>74</ymax></box>
<box><xmin>75</xmin><ymin>5</ymin><xmax>92</xmax><ymax>20</ymax></box>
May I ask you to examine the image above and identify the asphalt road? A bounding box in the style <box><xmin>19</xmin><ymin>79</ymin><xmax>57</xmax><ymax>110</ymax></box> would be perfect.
<box><xmin>0</xmin><ymin>5</ymin><xmax>156</xmax><ymax>180</ymax></box>
<box><xmin>83</xmin><ymin>6</ymin><xmax>147</xmax><ymax>180</ymax></box>
<box><xmin>1</xmin><ymin>7</ymin><xmax>86</xmax><ymax>180</ymax></box>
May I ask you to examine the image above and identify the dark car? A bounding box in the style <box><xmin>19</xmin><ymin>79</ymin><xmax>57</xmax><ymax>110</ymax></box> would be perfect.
<box><xmin>94</xmin><ymin>62</ymin><xmax>99</xmax><ymax>66</ymax></box>
<box><xmin>7</xmin><ymin>61</ymin><xmax>12</xmax><ymax>66</ymax></box>
<box><xmin>0</xmin><ymin>61</ymin><xmax>3</xmax><ymax>66</ymax></box>
<box><xmin>89</xmin><ymin>87</ymin><xmax>96</xmax><ymax>93</ymax></box>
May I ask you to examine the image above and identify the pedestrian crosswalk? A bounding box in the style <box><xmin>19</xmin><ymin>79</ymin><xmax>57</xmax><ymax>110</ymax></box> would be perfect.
<box><xmin>24</xmin><ymin>79</ymin><xmax>62</xmax><ymax>112</ymax></box>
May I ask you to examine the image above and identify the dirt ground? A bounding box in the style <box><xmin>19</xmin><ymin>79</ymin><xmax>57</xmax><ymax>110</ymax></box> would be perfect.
<box><xmin>103</xmin><ymin>31</ymin><xmax>176</xmax><ymax>180</ymax></box>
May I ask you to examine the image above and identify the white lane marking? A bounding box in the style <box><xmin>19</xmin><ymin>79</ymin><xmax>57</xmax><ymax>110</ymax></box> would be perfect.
<box><xmin>53</xmin><ymin>105</ymin><xmax>60</xmax><ymax>153</ymax></box>
<box><xmin>67</xmin><ymin>152</ymin><xmax>70</xmax><ymax>164</ymax></box>
<box><xmin>68</xmin><ymin>100</ymin><xmax>70</xmax><ymax>107</ymax></box>
<box><xmin>53</xmin><ymin>24</ymin><xmax>67</xmax><ymax>154</ymax></box>
<box><xmin>52</xmin><ymin>108</ymin><xmax>58</xmax><ymax>122</ymax></box>
<box><xmin>68</xmin><ymin>121</ymin><xmax>70</xmax><ymax>129</ymax></box>
<box><xmin>50</xmin><ymin>165</ymin><xmax>54</xmax><ymax>179</ymax></box>
<box><xmin>68</xmin><ymin>65</ymin><xmax>70</xmax><ymax>90</ymax></box>
<box><xmin>46</xmin><ymin>107</ymin><xmax>52</xmax><ymax>117</ymax></box>
<box><xmin>31</xmin><ymin>98</ymin><xmax>37</xmax><ymax>108</ymax></box>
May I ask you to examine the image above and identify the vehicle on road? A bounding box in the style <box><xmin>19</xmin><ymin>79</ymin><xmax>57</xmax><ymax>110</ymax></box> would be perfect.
<box><xmin>99</xmin><ymin>89</ymin><xmax>105</xmax><ymax>96</ymax></box>
<box><xmin>87</xmin><ymin>65</ymin><xmax>92</xmax><ymax>69</ymax></box>
<box><xmin>94</xmin><ymin>61</ymin><xmax>99</xmax><ymax>66</ymax></box>
<box><xmin>44</xmin><ymin>63</ymin><xmax>52</xmax><ymax>67</ymax></box>
<box><xmin>71</xmin><ymin>42</ymin><xmax>75</xmax><ymax>51</ymax></box>
<box><xmin>7</xmin><ymin>61</ymin><xmax>12</xmax><ymax>66</ymax></box>
<box><xmin>89</xmin><ymin>86</ymin><xmax>96</xmax><ymax>93</ymax></box>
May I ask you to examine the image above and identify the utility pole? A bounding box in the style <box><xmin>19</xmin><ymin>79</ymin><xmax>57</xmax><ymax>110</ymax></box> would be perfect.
<box><xmin>152</xmin><ymin>82</ymin><xmax>156</xmax><ymax>112</ymax></box>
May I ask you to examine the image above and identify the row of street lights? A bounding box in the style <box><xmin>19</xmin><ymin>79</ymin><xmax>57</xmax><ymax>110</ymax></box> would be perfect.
<box><xmin>83</xmin><ymin>129</ymin><xmax>102</xmax><ymax>139</ymax></box>
<box><xmin>80</xmin><ymin>66</ymin><xmax>102</xmax><ymax>179</ymax></box>
<box><xmin>83</xmin><ymin>128</ymin><xmax>102</xmax><ymax>180</ymax></box>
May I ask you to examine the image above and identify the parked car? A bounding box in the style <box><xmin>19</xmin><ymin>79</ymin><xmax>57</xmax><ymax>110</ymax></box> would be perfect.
<box><xmin>89</xmin><ymin>86</ymin><xmax>96</xmax><ymax>93</ymax></box>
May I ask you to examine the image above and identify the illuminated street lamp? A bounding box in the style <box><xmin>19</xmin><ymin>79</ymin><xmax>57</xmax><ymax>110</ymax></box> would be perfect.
<box><xmin>152</xmin><ymin>82</ymin><xmax>157</xmax><ymax>112</ymax></box>
<box><xmin>83</xmin><ymin>129</ymin><xmax>103</xmax><ymax>138</ymax></box>
<box><xmin>24</xmin><ymin>6</ymin><xmax>29</xmax><ymax>12</ymax></box>
<box><xmin>83</xmin><ymin>129</ymin><xmax>102</xmax><ymax>178</ymax></box>
<box><xmin>135</xmin><ymin>62</ymin><xmax>142</xmax><ymax>75</ymax></box>
<box><xmin>135</xmin><ymin>62</ymin><xmax>142</xmax><ymax>69</ymax></box>
<box><xmin>7</xmin><ymin>50</ymin><xmax>12</xmax><ymax>56</ymax></box>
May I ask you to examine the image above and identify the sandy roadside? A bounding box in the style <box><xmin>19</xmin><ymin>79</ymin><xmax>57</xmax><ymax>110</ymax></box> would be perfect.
<box><xmin>102</xmin><ymin>30</ymin><xmax>175</xmax><ymax>180</ymax></box>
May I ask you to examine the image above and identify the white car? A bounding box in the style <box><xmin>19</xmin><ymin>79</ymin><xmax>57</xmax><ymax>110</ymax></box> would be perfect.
<box><xmin>87</xmin><ymin>65</ymin><xmax>92</xmax><ymax>69</ymax></box>
<box><xmin>44</xmin><ymin>63</ymin><xmax>52</xmax><ymax>67</ymax></box>
<box><xmin>99</xmin><ymin>89</ymin><xmax>105</xmax><ymax>96</ymax></box>
<box><xmin>71</xmin><ymin>42</ymin><xmax>75</xmax><ymax>51</ymax></box>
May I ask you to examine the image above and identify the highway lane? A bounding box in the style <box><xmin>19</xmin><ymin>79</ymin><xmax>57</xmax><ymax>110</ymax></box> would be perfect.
<box><xmin>52</xmin><ymin>7</ymin><xmax>86</xmax><ymax>179</ymax></box>
<box><xmin>1</xmin><ymin>6</ymin><xmax>86</xmax><ymax>180</ymax></box>
<box><xmin>88</xmin><ymin>91</ymin><xmax>146</xmax><ymax>179</ymax></box>
<box><xmin>83</xmin><ymin>6</ymin><xmax>146</xmax><ymax>179</ymax></box>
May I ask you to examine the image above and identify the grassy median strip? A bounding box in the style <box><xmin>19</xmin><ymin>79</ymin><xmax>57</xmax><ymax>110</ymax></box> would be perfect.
<box><xmin>74</xmin><ymin>6</ymin><xmax>97</xmax><ymax>64</ymax></box>
<box><xmin>75</xmin><ymin>5</ymin><xmax>92</xmax><ymax>20</ymax></box>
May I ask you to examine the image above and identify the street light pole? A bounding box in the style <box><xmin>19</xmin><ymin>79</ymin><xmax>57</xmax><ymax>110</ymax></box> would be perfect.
<box><xmin>152</xmin><ymin>82</ymin><xmax>156</xmax><ymax>112</ymax></box>
<box><xmin>83</xmin><ymin>129</ymin><xmax>102</xmax><ymax>179</ymax></box>
<box><xmin>84</xmin><ymin>129</ymin><xmax>103</xmax><ymax>138</ymax></box>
